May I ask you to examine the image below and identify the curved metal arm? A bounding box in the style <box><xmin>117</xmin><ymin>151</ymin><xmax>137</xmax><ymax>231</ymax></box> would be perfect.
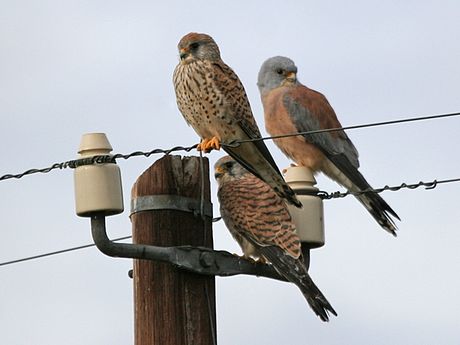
<box><xmin>91</xmin><ymin>214</ymin><xmax>287</xmax><ymax>282</ymax></box>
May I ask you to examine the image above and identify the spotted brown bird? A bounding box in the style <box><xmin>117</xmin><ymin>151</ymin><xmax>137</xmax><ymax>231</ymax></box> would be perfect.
<box><xmin>173</xmin><ymin>33</ymin><xmax>301</xmax><ymax>207</ymax></box>
<box><xmin>257</xmin><ymin>56</ymin><xmax>400</xmax><ymax>235</ymax></box>
<box><xmin>215</xmin><ymin>155</ymin><xmax>337</xmax><ymax>321</ymax></box>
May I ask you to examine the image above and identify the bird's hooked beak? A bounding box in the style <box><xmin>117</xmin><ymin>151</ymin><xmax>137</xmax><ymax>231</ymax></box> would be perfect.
<box><xmin>281</xmin><ymin>71</ymin><xmax>297</xmax><ymax>86</ymax></box>
<box><xmin>285</xmin><ymin>71</ymin><xmax>297</xmax><ymax>83</ymax></box>
<box><xmin>179</xmin><ymin>48</ymin><xmax>188</xmax><ymax>60</ymax></box>
<box><xmin>179</xmin><ymin>47</ymin><xmax>193</xmax><ymax>64</ymax></box>
<box><xmin>214</xmin><ymin>166</ymin><xmax>225</xmax><ymax>180</ymax></box>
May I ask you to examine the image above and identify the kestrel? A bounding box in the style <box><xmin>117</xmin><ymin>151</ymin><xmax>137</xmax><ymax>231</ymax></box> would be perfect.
<box><xmin>173</xmin><ymin>33</ymin><xmax>301</xmax><ymax>207</ymax></box>
<box><xmin>257</xmin><ymin>56</ymin><xmax>400</xmax><ymax>235</ymax></box>
<box><xmin>215</xmin><ymin>155</ymin><xmax>337</xmax><ymax>322</ymax></box>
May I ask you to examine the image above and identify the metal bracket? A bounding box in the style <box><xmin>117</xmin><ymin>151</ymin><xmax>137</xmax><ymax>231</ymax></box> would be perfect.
<box><xmin>90</xmin><ymin>214</ymin><xmax>287</xmax><ymax>282</ymax></box>
<box><xmin>131</xmin><ymin>194</ymin><xmax>213</xmax><ymax>218</ymax></box>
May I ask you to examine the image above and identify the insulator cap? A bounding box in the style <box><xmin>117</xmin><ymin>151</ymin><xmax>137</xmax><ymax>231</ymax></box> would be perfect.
<box><xmin>74</xmin><ymin>133</ymin><xmax>124</xmax><ymax>217</ymax></box>
<box><xmin>284</xmin><ymin>166</ymin><xmax>325</xmax><ymax>248</ymax></box>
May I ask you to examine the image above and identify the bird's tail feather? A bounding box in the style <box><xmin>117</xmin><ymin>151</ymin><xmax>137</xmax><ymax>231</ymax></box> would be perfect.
<box><xmin>355</xmin><ymin>191</ymin><xmax>399</xmax><ymax>236</ymax></box>
<box><xmin>299</xmin><ymin>276</ymin><xmax>337</xmax><ymax>322</ymax></box>
<box><xmin>323</xmin><ymin>156</ymin><xmax>400</xmax><ymax>235</ymax></box>
<box><xmin>258</xmin><ymin>245</ymin><xmax>337</xmax><ymax>322</ymax></box>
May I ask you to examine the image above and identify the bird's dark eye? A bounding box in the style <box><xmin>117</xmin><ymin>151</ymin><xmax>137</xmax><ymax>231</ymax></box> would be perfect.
<box><xmin>224</xmin><ymin>161</ymin><xmax>234</xmax><ymax>170</ymax></box>
<box><xmin>189</xmin><ymin>42</ymin><xmax>199</xmax><ymax>50</ymax></box>
<box><xmin>276</xmin><ymin>68</ymin><xmax>283</xmax><ymax>75</ymax></box>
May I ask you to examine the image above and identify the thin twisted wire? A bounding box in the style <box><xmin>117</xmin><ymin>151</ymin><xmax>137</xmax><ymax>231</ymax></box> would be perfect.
<box><xmin>318</xmin><ymin>177</ymin><xmax>460</xmax><ymax>200</ymax></box>
<box><xmin>1</xmin><ymin>111</ymin><xmax>459</xmax><ymax>182</ymax></box>
<box><xmin>0</xmin><ymin>144</ymin><xmax>198</xmax><ymax>181</ymax></box>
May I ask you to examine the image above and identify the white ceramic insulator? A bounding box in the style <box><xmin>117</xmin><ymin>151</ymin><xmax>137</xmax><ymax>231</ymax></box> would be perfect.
<box><xmin>74</xmin><ymin>133</ymin><xmax>124</xmax><ymax>217</ymax></box>
<box><xmin>284</xmin><ymin>166</ymin><xmax>325</xmax><ymax>248</ymax></box>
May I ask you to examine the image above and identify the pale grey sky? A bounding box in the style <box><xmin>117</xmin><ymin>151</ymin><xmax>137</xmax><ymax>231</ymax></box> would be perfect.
<box><xmin>1</xmin><ymin>1</ymin><xmax>459</xmax><ymax>344</ymax></box>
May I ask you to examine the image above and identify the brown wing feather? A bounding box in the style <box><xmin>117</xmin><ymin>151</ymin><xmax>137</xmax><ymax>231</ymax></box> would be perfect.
<box><xmin>211</xmin><ymin>61</ymin><xmax>260</xmax><ymax>134</ymax></box>
<box><xmin>211</xmin><ymin>61</ymin><xmax>283</xmax><ymax>176</ymax></box>
<box><xmin>284</xmin><ymin>85</ymin><xmax>360</xmax><ymax>167</ymax></box>
<box><xmin>219</xmin><ymin>173</ymin><xmax>301</xmax><ymax>259</ymax></box>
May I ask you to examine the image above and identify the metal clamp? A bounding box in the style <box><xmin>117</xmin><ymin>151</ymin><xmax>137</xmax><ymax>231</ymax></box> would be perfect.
<box><xmin>131</xmin><ymin>194</ymin><xmax>213</xmax><ymax>218</ymax></box>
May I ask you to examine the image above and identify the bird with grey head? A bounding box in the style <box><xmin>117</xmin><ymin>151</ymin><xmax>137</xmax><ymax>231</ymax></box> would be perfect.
<box><xmin>257</xmin><ymin>56</ymin><xmax>400</xmax><ymax>235</ymax></box>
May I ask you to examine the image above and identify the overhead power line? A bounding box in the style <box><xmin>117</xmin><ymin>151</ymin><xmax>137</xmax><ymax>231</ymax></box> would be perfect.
<box><xmin>0</xmin><ymin>235</ymin><xmax>132</xmax><ymax>267</ymax></box>
<box><xmin>231</xmin><ymin>111</ymin><xmax>460</xmax><ymax>145</ymax></box>
<box><xmin>319</xmin><ymin>177</ymin><xmax>460</xmax><ymax>199</ymax></box>
<box><xmin>1</xmin><ymin>175</ymin><xmax>459</xmax><ymax>268</ymax></box>
<box><xmin>1</xmin><ymin>111</ymin><xmax>459</xmax><ymax>182</ymax></box>
<box><xmin>0</xmin><ymin>144</ymin><xmax>198</xmax><ymax>182</ymax></box>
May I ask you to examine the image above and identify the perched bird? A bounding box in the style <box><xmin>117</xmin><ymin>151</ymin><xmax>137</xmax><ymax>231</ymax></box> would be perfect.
<box><xmin>257</xmin><ymin>56</ymin><xmax>400</xmax><ymax>235</ymax></box>
<box><xmin>173</xmin><ymin>33</ymin><xmax>301</xmax><ymax>207</ymax></box>
<box><xmin>215</xmin><ymin>155</ymin><xmax>337</xmax><ymax>322</ymax></box>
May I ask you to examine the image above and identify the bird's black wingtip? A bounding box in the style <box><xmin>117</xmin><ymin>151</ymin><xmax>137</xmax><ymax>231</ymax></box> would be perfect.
<box><xmin>291</xmin><ymin>198</ymin><xmax>303</xmax><ymax>208</ymax></box>
<box><xmin>282</xmin><ymin>185</ymin><xmax>303</xmax><ymax>208</ymax></box>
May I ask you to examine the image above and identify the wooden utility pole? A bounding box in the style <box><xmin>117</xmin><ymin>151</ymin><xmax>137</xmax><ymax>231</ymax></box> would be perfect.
<box><xmin>131</xmin><ymin>155</ymin><xmax>215</xmax><ymax>345</ymax></box>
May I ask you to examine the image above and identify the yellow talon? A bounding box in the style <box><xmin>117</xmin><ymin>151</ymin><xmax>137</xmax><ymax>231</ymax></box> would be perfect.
<box><xmin>197</xmin><ymin>138</ymin><xmax>210</xmax><ymax>152</ymax></box>
<box><xmin>232</xmin><ymin>253</ymin><xmax>258</xmax><ymax>264</ymax></box>
<box><xmin>207</xmin><ymin>137</ymin><xmax>221</xmax><ymax>151</ymax></box>
<box><xmin>198</xmin><ymin>137</ymin><xmax>221</xmax><ymax>153</ymax></box>
<box><xmin>257</xmin><ymin>256</ymin><xmax>268</xmax><ymax>264</ymax></box>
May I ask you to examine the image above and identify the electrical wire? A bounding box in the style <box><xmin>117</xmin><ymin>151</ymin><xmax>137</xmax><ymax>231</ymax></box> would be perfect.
<box><xmin>0</xmin><ymin>235</ymin><xmax>132</xmax><ymax>267</ymax></box>
<box><xmin>0</xmin><ymin>217</ymin><xmax>224</xmax><ymax>268</ymax></box>
<box><xmin>198</xmin><ymin>152</ymin><xmax>217</xmax><ymax>345</ymax></box>
<box><xmin>318</xmin><ymin>177</ymin><xmax>460</xmax><ymax>199</ymax></box>
<box><xmin>0</xmin><ymin>144</ymin><xmax>198</xmax><ymax>182</ymax></box>
<box><xmin>1</xmin><ymin>176</ymin><xmax>459</xmax><ymax>268</ymax></box>
<box><xmin>1</xmin><ymin>111</ymin><xmax>459</xmax><ymax>182</ymax></box>
<box><xmin>0</xmin><ymin>110</ymin><xmax>459</xmax><ymax>268</ymax></box>
<box><xmin>228</xmin><ymin>111</ymin><xmax>460</xmax><ymax>147</ymax></box>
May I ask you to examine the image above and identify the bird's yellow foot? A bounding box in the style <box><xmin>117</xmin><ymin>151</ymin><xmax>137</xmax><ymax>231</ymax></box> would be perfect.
<box><xmin>196</xmin><ymin>139</ymin><xmax>209</xmax><ymax>152</ymax></box>
<box><xmin>256</xmin><ymin>257</ymin><xmax>268</xmax><ymax>264</ymax></box>
<box><xmin>197</xmin><ymin>137</ymin><xmax>221</xmax><ymax>153</ymax></box>
<box><xmin>204</xmin><ymin>137</ymin><xmax>221</xmax><ymax>153</ymax></box>
<box><xmin>232</xmin><ymin>253</ymin><xmax>259</xmax><ymax>264</ymax></box>
<box><xmin>245</xmin><ymin>256</ymin><xmax>258</xmax><ymax>264</ymax></box>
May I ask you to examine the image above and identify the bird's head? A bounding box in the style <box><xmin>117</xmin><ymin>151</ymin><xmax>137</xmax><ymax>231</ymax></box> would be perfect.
<box><xmin>214</xmin><ymin>156</ymin><xmax>247</xmax><ymax>184</ymax></box>
<box><xmin>177</xmin><ymin>32</ymin><xmax>221</xmax><ymax>64</ymax></box>
<box><xmin>257</xmin><ymin>56</ymin><xmax>298</xmax><ymax>96</ymax></box>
